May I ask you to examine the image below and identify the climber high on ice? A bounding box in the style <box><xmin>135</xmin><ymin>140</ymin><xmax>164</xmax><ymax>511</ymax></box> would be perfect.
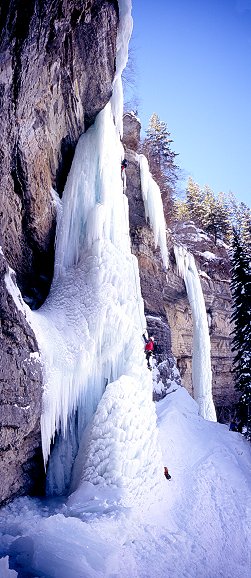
<box><xmin>121</xmin><ymin>158</ymin><xmax>128</xmax><ymax>175</ymax></box>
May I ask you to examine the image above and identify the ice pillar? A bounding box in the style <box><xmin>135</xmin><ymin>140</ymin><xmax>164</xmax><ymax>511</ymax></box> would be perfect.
<box><xmin>174</xmin><ymin>245</ymin><xmax>217</xmax><ymax>421</ymax></box>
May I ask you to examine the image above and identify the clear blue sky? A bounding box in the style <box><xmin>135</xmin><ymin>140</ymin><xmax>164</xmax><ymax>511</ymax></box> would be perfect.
<box><xmin>128</xmin><ymin>0</ymin><xmax>251</xmax><ymax>206</ymax></box>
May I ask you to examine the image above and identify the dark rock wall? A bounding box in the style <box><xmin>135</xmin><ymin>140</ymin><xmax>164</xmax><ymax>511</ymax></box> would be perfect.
<box><xmin>0</xmin><ymin>253</ymin><xmax>44</xmax><ymax>503</ymax></box>
<box><xmin>0</xmin><ymin>0</ymin><xmax>118</xmax><ymax>307</ymax></box>
<box><xmin>0</xmin><ymin>0</ymin><xmax>118</xmax><ymax>504</ymax></box>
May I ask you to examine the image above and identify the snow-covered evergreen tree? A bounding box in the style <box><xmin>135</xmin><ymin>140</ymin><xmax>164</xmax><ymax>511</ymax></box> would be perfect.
<box><xmin>175</xmin><ymin>179</ymin><xmax>232</xmax><ymax>243</ymax></box>
<box><xmin>202</xmin><ymin>187</ymin><xmax>232</xmax><ymax>244</ymax></box>
<box><xmin>237</xmin><ymin>202</ymin><xmax>251</xmax><ymax>249</ymax></box>
<box><xmin>230</xmin><ymin>228</ymin><xmax>251</xmax><ymax>440</ymax></box>
<box><xmin>185</xmin><ymin>177</ymin><xmax>204</xmax><ymax>225</ymax></box>
<box><xmin>173</xmin><ymin>197</ymin><xmax>190</xmax><ymax>221</ymax></box>
<box><xmin>141</xmin><ymin>113</ymin><xmax>179</xmax><ymax>222</ymax></box>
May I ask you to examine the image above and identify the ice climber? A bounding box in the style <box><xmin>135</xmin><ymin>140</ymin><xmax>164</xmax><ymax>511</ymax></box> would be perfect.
<box><xmin>121</xmin><ymin>158</ymin><xmax>128</xmax><ymax>175</ymax></box>
<box><xmin>142</xmin><ymin>333</ymin><xmax>155</xmax><ymax>370</ymax></box>
<box><xmin>164</xmin><ymin>466</ymin><xmax>171</xmax><ymax>480</ymax></box>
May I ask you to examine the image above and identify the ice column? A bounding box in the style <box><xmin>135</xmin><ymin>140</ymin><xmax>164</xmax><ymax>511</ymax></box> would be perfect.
<box><xmin>111</xmin><ymin>0</ymin><xmax>133</xmax><ymax>136</ymax></box>
<box><xmin>174</xmin><ymin>245</ymin><xmax>217</xmax><ymax>421</ymax></box>
<box><xmin>139</xmin><ymin>154</ymin><xmax>168</xmax><ymax>269</ymax></box>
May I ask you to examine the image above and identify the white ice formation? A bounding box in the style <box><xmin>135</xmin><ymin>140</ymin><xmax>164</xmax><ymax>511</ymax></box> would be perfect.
<box><xmin>174</xmin><ymin>245</ymin><xmax>217</xmax><ymax>422</ymax></box>
<box><xmin>139</xmin><ymin>154</ymin><xmax>169</xmax><ymax>269</ymax></box>
<box><xmin>111</xmin><ymin>0</ymin><xmax>133</xmax><ymax>136</ymax></box>
<box><xmin>0</xmin><ymin>557</ymin><xmax>18</xmax><ymax>578</ymax></box>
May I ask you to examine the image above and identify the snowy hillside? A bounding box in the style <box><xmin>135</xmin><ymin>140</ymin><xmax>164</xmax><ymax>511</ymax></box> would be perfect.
<box><xmin>0</xmin><ymin>386</ymin><xmax>250</xmax><ymax>578</ymax></box>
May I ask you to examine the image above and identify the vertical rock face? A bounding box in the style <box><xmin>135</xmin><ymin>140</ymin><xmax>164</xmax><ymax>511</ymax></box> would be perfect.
<box><xmin>123</xmin><ymin>113</ymin><xmax>236</xmax><ymax>420</ymax></box>
<box><xmin>122</xmin><ymin>111</ymin><xmax>140</xmax><ymax>152</ymax></box>
<box><xmin>0</xmin><ymin>253</ymin><xmax>44</xmax><ymax>503</ymax></box>
<box><xmin>0</xmin><ymin>0</ymin><xmax>118</xmax><ymax>306</ymax></box>
<box><xmin>0</xmin><ymin>0</ymin><xmax>118</xmax><ymax>504</ymax></box>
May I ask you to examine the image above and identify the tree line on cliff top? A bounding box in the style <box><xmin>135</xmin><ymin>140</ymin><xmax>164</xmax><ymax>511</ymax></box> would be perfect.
<box><xmin>141</xmin><ymin>113</ymin><xmax>251</xmax><ymax>246</ymax></box>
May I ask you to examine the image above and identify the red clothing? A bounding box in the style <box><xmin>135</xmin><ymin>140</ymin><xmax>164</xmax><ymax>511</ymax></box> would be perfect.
<box><xmin>145</xmin><ymin>340</ymin><xmax>154</xmax><ymax>352</ymax></box>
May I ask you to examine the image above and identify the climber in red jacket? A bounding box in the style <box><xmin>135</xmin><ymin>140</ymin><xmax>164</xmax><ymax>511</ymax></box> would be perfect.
<box><xmin>142</xmin><ymin>333</ymin><xmax>155</xmax><ymax>370</ymax></box>
<box><xmin>121</xmin><ymin>158</ymin><xmax>128</xmax><ymax>174</ymax></box>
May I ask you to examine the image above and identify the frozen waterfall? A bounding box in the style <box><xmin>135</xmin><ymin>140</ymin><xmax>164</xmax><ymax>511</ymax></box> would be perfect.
<box><xmin>174</xmin><ymin>245</ymin><xmax>217</xmax><ymax>422</ymax></box>
<box><xmin>139</xmin><ymin>154</ymin><xmax>169</xmax><ymax>269</ymax></box>
<box><xmin>10</xmin><ymin>0</ymin><xmax>166</xmax><ymax>504</ymax></box>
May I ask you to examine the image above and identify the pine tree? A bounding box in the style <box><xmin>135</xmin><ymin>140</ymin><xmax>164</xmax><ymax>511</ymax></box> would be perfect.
<box><xmin>178</xmin><ymin>180</ymin><xmax>232</xmax><ymax>243</ymax></box>
<box><xmin>144</xmin><ymin>113</ymin><xmax>178</xmax><ymax>182</ymax></box>
<box><xmin>215</xmin><ymin>192</ymin><xmax>232</xmax><ymax>243</ymax></box>
<box><xmin>238</xmin><ymin>203</ymin><xmax>251</xmax><ymax>249</ymax></box>
<box><xmin>230</xmin><ymin>228</ymin><xmax>251</xmax><ymax>440</ymax></box>
<box><xmin>202</xmin><ymin>188</ymin><xmax>232</xmax><ymax>244</ymax></box>
<box><xmin>173</xmin><ymin>197</ymin><xmax>190</xmax><ymax>221</ymax></box>
<box><xmin>185</xmin><ymin>178</ymin><xmax>204</xmax><ymax>225</ymax></box>
<box><xmin>229</xmin><ymin>196</ymin><xmax>251</xmax><ymax>241</ymax></box>
<box><xmin>201</xmin><ymin>185</ymin><xmax>218</xmax><ymax>238</ymax></box>
<box><xmin>141</xmin><ymin>113</ymin><xmax>179</xmax><ymax>223</ymax></box>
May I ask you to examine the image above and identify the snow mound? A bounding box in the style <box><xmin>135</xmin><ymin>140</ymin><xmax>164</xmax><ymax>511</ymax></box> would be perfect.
<box><xmin>199</xmin><ymin>250</ymin><xmax>217</xmax><ymax>260</ymax></box>
<box><xmin>69</xmin><ymin>375</ymin><xmax>164</xmax><ymax>508</ymax></box>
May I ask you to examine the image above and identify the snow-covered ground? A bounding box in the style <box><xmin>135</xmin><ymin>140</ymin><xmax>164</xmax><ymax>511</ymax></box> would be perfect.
<box><xmin>0</xmin><ymin>386</ymin><xmax>250</xmax><ymax>578</ymax></box>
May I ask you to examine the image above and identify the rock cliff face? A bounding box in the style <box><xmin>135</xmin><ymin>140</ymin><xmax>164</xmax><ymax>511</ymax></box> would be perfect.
<box><xmin>0</xmin><ymin>252</ymin><xmax>44</xmax><ymax>503</ymax></box>
<box><xmin>0</xmin><ymin>0</ymin><xmax>118</xmax><ymax>504</ymax></box>
<box><xmin>0</xmin><ymin>0</ymin><xmax>118</xmax><ymax>307</ymax></box>
<box><xmin>123</xmin><ymin>113</ymin><xmax>236</xmax><ymax>419</ymax></box>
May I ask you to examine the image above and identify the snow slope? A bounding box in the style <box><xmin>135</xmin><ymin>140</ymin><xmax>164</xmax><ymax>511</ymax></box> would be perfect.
<box><xmin>0</xmin><ymin>386</ymin><xmax>250</xmax><ymax>578</ymax></box>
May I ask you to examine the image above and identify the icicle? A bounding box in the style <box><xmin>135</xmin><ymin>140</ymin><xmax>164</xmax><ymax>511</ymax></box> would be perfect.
<box><xmin>69</xmin><ymin>375</ymin><xmax>164</xmax><ymax>508</ymax></box>
<box><xmin>111</xmin><ymin>0</ymin><xmax>133</xmax><ymax>136</ymax></box>
<box><xmin>174</xmin><ymin>245</ymin><xmax>217</xmax><ymax>422</ymax></box>
<box><xmin>139</xmin><ymin>154</ymin><xmax>169</xmax><ymax>269</ymax></box>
